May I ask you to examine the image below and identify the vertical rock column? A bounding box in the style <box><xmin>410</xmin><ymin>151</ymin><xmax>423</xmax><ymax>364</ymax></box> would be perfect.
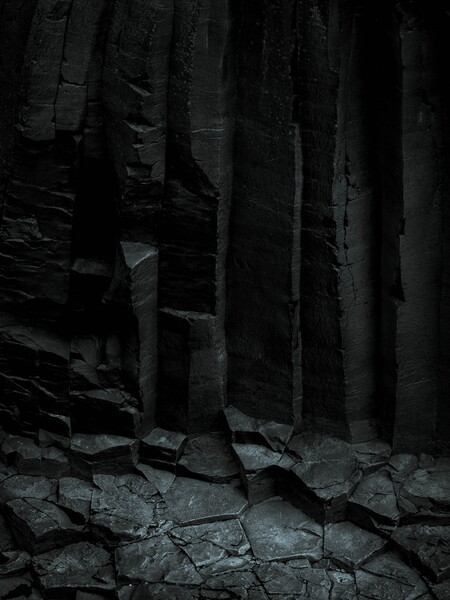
<box><xmin>157</xmin><ymin>0</ymin><xmax>235</xmax><ymax>433</ymax></box>
<box><xmin>0</xmin><ymin>0</ymin><xmax>80</xmax><ymax>437</ymax></box>
<box><xmin>226</xmin><ymin>0</ymin><xmax>302</xmax><ymax>426</ymax></box>
<box><xmin>381</xmin><ymin>3</ymin><xmax>446</xmax><ymax>452</ymax></box>
<box><xmin>299</xmin><ymin>0</ymin><xmax>379</xmax><ymax>442</ymax></box>
<box><xmin>98</xmin><ymin>0</ymin><xmax>175</xmax><ymax>433</ymax></box>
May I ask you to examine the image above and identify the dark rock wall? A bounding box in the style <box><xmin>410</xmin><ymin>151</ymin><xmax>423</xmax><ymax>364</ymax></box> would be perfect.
<box><xmin>0</xmin><ymin>0</ymin><xmax>449</xmax><ymax>453</ymax></box>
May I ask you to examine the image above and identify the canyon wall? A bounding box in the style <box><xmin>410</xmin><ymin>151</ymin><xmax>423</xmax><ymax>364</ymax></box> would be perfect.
<box><xmin>0</xmin><ymin>0</ymin><xmax>449</xmax><ymax>454</ymax></box>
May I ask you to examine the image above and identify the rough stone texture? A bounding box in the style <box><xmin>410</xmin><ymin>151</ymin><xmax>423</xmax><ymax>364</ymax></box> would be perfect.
<box><xmin>241</xmin><ymin>498</ymin><xmax>323</xmax><ymax>563</ymax></box>
<box><xmin>178</xmin><ymin>433</ymin><xmax>239</xmax><ymax>483</ymax></box>
<box><xmin>392</xmin><ymin>524</ymin><xmax>450</xmax><ymax>583</ymax></box>
<box><xmin>162</xmin><ymin>477</ymin><xmax>248</xmax><ymax>526</ymax></box>
<box><xmin>0</xmin><ymin>0</ymin><xmax>450</xmax><ymax>597</ymax></box>
<box><xmin>324</xmin><ymin>521</ymin><xmax>386</xmax><ymax>570</ymax></box>
<box><xmin>225</xmin><ymin>0</ymin><xmax>302</xmax><ymax>428</ymax></box>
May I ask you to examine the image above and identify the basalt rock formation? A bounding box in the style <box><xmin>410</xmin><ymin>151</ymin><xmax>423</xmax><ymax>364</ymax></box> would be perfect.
<box><xmin>0</xmin><ymin>0</ymin><xmax>450</xmax><ymax>598</ymax></box>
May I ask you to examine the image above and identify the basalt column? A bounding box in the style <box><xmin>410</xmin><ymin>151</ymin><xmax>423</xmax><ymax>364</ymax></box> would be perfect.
<box><xmin>378</xmin><ymin>2</ymin><xmax>450</xmax><ymax>453</ymax></box>
<box><xmin>157</xmin><ymin>0</ymin><xmax>235</xmax><ymax>433</ymax></box>
<box><xmin>226</xmin><ymin>0</ymin><xmax>302</xmax><ymax>426</ymax></box>
<box><xmin>299</xmin><ymin>0</ymin><xmax>379</xmax><ymax>442</ymax></box>
<box><xmin>0</xmin><ymin>0</ymin><xmax>82</xmax><ymax>438</ymax></box>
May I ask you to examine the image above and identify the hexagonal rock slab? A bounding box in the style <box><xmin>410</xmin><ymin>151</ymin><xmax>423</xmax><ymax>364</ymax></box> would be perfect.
<box><xmin>392</xmin><ymin>524</ymin><xmax>450</xmax><ymax>583</ymax></box>
<box><xmin>90</xmin><ymin>474</ymin><xmax>165</xmax><ymax>544</ymax></box>
<box><xmin>162</xmin><ymin>477</ymin><xmax>248</xmax><ymax>526</ymax></box>
<box><xmin>398</xmin><ymin>458</ymin><xmax>450</xmax><ymax>524</ymax></box>
<box><xmin>32</xmin><ymin>542</ymin><xmax>115</xmax><ymax>597</ymax></box>
<box><xmin>241</xmin><ymin>497</ymin><xmax>323</xmax><ymax>562</ymax></box>
<box><xmin>256</xmin><ymin>563</ymin><xmax>333</xmax><ymax>599</ymax></box>
<box><xmin>324</xmin><ymin>521</ymin><xmax>386</xmax><ymax>570</ymax></box>
<box><xmin>115</xmin><ymin>533</ymin><xmax>203</xmax><ymax>586</ymax></box>
<box><xmin>178</xmin><ymin>433</ymin><xmax>239</xmax><ymax>483</ymax></box>
<box><xmin>169</xmin><ymin>519</ymin><xmax>250</xmax><ymax>569</ymax></box>
<box><xmin>70</xmin><ymin>434</ymin><xmax>139</xmax><ymax>477</ymax></box>
<box><xmin>5</xmin><ymin>497</ymin><xmax>84</xmax><ymax>553</ymax></box>
<box><xmin>281</xmin><ymin>433</ymin><xmax>361</xmax><ymax>523</ymax></box>
<box><xmin>348</xmin><ymin>468</ymin><xmax>400</xmax><ymax>534</ymax></box>
<box><xmin>355</xmin><ymin>552</ymin><xmax>431</xmax><ymax>600</ymax></box>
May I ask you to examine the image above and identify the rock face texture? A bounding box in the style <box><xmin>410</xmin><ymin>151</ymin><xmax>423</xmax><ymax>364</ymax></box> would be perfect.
<box><xmin>2</xmin><ymin>0</ymin><xmax>450</xmax><ymax>452</ymax></box>
<box><xmin>1</xmin><ymin>0</ymin><xmax>450</xmax><ymax>597</ymax></box>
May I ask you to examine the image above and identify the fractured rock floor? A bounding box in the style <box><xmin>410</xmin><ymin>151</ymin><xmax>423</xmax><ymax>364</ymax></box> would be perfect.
<box><xmin>0</xmin><ymin>408</ymin><xmax>449</xmax><ymax>599</ymax></box>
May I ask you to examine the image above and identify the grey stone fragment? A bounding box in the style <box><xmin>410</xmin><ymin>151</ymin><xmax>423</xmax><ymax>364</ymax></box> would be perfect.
<box><xmin>241</xmin><ymin>497</ymin><xmax>323</xmax><ymax>562</ymax></box>
<box><xmin>116</xmin><ymin>533</ymin><xmax>203</xmax><ymax>585</ymax></box>
<box><xmin>178</xmin><ymin>433</ymin><xmax>239</xmax><ymax>483</ymax></box>
<box><xmin>162</xmin><ymin>477</ymin><xmax>248</xmax><ymax>526</ymax></box>
<box><xmin>324</xmin><ymin>521</ymin><xmax>386</xmax><ymax>570</ymax></box>
<box><xmin>392</xmin><ymin>524</ymin><xmax>450</xmax><ymax>582</ymax></box>
<box><xmin>57</xmin><ymin>477</ymin><xmax>94</xmax><ymax>524</ymax></box>
<box><xmin>352</xmin><ymin>440</ymin><xmax>392</xmax><ymax>474</ymax></box>
<box><xmin>140</xmin><ymin>427</ymin><xmax>187</xmax><ymax>465</ymax></box>
<box><xmin>169</xmin><ymin>519</ymin><xmax>250</xmax><ymax>568</ymax></box>
<box><xmin>256</xmin><ymin>563</ymin><xmax>332</xmax><ymax>599</ymax></box>
<box><xmin>224</xmin><ymin>406</ymin><xmax>293</xmax><ymax>452</ymax></box>
<box><xmin>90</xmin><ymin>474</ymin><xmax>163</xmax><ymax>544</ymax></box>
<box><xmin>398</xmin><ymin>458</ymin><xmax>450</xmax><ymax>523</ymax></box>
<box><xmin>355</xmin><ymin>552</ymin><xmax>430</xmax><ymax>600</ymax></box>
<box><xmin>0</xmin><ymin>475</ymin><xmax>57</xmax><ymax>506</ymax></box>
<box><xmin>0</xmin><ymin>550</ymin><xmax>31</xmax><ymax>577</ymax></box>
<box><xmin>136</xmin><ymin>463</ymin><xmax>176</xmax><ymax>494</ymax></box>
<box><xmin>0</xmin><ymin>435</ymin><xmax>41</xmax><ymax>475</ymax></box>
<box><xmin>348</xmin><ymin>469</ymin><xmax>399</xmax><ymax>534</ymax></box>
<box><xmin>202</xmin><ymin>569</ymin><xmax>261</xmax><ymax>599</ymax></box>
<box><xmin>283</xmin><ymin>433</ymin><xmax>361</xmax><ymax>523</ymax></box>
<box><xmin>33</xmin><ymin>542</ymin><xmax>115</xmax><ymax>595</ymax></box>
<box><xmin>5</xmin><ymin>497</ymin><xmax>83</xmax><ymax>553</ymax></box>
<box><xmin>70</xmin><ymin>433</ymin><xmax>139</xmax><ymax>476</ymax></box>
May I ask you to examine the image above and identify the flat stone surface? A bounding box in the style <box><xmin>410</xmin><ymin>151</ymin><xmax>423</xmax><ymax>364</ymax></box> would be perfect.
<box><xmin>140</xmin><ymin>428</ymin><xmax>187</xmax><ymax>464</ymax></box>
<box><xmin>0</xmin><ymin>475</ymin><xmax>57</xmax><ymax>505</ymax></box>
<box><xmin>136</xmin><ymin>463</ymin><xmax>176</xmax><ymax>494</ymax></box>
<box><xmin>90</xmin><ymin>474</ymin><xmax>164</xmax><ymax>544</ymax></box>
<box><xmin>256</xmin><ymin>563</ymin><xmax>332</xmax><ymax>599</ymax></box>
<box><xmin>33</xmin><ymin>542</ymin><xmax>115</xmax><ymax>595</ymax></box>
<box><xmin>348</xmin><ymin>469</ymin><xmax>400</xmax><ymax>533</ymax></box>
<box><xmin>355</xmin><ymin>552</ymin><xmax>430</xmax><ymax>600</ymax></box>
<box><xmin>116</xmin><ymin>533</ymin><xmax>203</xmax><ymax>585</ymax></box>
<box><xmin>324</xmin><ymin>521</ymin><xmax>386</xmax><ymax>570</ymax></box>
<box><xmin>224</xmin><ymin>406</ymin><xmax>293</xmax><ymax>452</ymax></box>
<box><xmin>71</xmin><ymin>434</ymin><xmax>138</xmax><ymax>475</ymax></box>
<box><xmin>178</xmin><ymin>433</ymin><xmax>239</xmax><ymax>483</ymax></box>
<box><xmin>57</xmin><ymin>477</ymin><xmax>94</xmax><ymax>524</ymax></box>
<box><xmin>169</xmin><ymin>519</ymin><xmax>250</xmax><ymax>568</ymax></box>
<box><xmin>352</xmin><ymin>439</ymin><xmax>392</xmax><ymax>474</ymax></box>
<box><xmin>241</xmin><ymin>497</ymin><xmax>323</xmax><ymax>562</ymax></box>
<box><xmin>283</xmin><ymin>433</ymin><xmax>361</xmax><ymax>522</ymax></box>
<box><xmin>5</xmin><ymin>497</ymin><xmax>83</xmax><ymax>553</ymax></box>
<box><xmin>392</xmin><ymin>524</ymin><xmax>450</xmax><ymax>582</ymax></box>
<box><xmin>162</xmin><ymin>477</ymin><xmax>248</xmax><ymax>526</ymax></box>
<box><xmin>398</xmin><ymin>458</ymin><xmax>450</xmax><ymax>523</ymax></box>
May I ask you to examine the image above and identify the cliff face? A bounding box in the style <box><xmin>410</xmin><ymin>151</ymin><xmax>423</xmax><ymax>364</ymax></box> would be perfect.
<box><xmin>0</xmin><ymin>0</ymin><xmax>449</xmax><ymax>454</ymax></box>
